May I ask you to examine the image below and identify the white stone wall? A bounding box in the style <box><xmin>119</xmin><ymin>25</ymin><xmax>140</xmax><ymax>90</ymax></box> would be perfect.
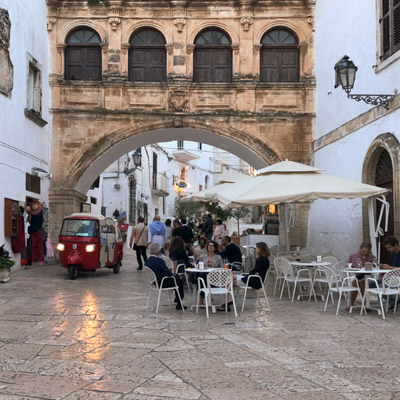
<box><xmin>311</xmin><ymin>0</ymin><xmax>400</xmax><ymax>260</ymax></box>
<box><xmin>0</xmin><ymin>0</ymin><xmax>50</xmax><ymax>264</ymax></box>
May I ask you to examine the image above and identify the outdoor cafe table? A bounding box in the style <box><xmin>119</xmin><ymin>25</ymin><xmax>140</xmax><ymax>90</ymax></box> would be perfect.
<box><xmin>289</xmin><ymin>260</ymin><xmax>332</xmax><ymax>300</ymax></box>
<box><xmin>185</xmin><ymin>267</ymin><xmax>217</xmax><ymax>312</ymax></box>
<box><xmin>344</xmin><ymin>267</ymin><xmax>392</xmax><ymax>314</ymax></box>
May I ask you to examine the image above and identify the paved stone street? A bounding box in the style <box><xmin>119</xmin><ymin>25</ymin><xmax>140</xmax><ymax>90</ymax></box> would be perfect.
<box><xmin>0</xmin><ymin>251</ymin><xmax>399</xmax><ymax>400</ymax></box>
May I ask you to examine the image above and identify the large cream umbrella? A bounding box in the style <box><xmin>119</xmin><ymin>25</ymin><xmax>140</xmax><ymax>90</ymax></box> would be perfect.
<box><xmin>213</xmin><ymin>161</ymin><xmax>388</xmax><ymax>257</ymax></box>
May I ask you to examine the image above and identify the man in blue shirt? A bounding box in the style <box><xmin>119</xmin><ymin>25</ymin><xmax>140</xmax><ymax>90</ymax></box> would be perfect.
<box><xmin>145</xmin><ymin>243</ymin><xmax>186</xmax><ymax>310</ymax></box>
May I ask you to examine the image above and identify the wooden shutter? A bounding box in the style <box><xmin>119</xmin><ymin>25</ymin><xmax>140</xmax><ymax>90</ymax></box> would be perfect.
<box><xmin>129</xmin><ymin>48</ymin><xmax>146</xmax><ymax>81</ymax></box>
<box><xmin>85</xmin><ymin>48</ymin><xmax>102</xmax><ymax>81</ymax></box>
<box><xmin>382</xmin><ymin>0</ymin><xmax>391</xmax><ymax>57</ymax></box>
<box><xmin>393</xmin><ymin>0</ymin><xmax>400</xmax><ymax>50</ymax></box>
<box><xmin>260</xmin><ymin>48</ymin><xmax>280</xmax><ymax>82</ymax></box>
<box><xmin>26</xmin><ymin>173</ymin><xmax>40</xmax><ymax>194</ymax></box>
<box><xmin>280</xmin><ymin>49</ymin><xmax>299</xmax><ymax>82</ymax></box>
<box><xmin>212</xmin><ymin>49</ymin><xmax>232</xmax><ymax>82</ymax></box>
<box><xmin>194</xmin><ymin>48</ymin><xmax>212</xmax><ymax>82</ymax></box>
<box><xmin>148</xmin><ymin>48</ymin><xmax>166</xmax><ymax>82</ymax></box>
<box><xmin>65</xmin><ymin>47</ymin><xmax>83</xmax><ymax>80</ymax></box>
<box><xmin>4</xmin><ymin>198</ymin><xmax>13</xmax><ymax>237</ymax></box>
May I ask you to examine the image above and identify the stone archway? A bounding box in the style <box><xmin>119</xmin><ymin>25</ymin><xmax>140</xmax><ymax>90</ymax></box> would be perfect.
<box><xmin>49</xmin><ymin>118</ymin><xmax>281</xmax><ymax>242</ymax></box>
<box><xmin>362</xmin><ymin>133</ymin><xmax>400</xmax><ymax>260</ymax></box>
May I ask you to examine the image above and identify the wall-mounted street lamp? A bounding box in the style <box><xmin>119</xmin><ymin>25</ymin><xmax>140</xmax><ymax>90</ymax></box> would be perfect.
<box><xmin>123</xmin><ymin>149</ymin><xmax>142</xmax><ymax>176</ymax></box>
<box><xmin>334</xmin><ymin>55</ymin><xmax>395</xmax><ymax>109</ymax></box>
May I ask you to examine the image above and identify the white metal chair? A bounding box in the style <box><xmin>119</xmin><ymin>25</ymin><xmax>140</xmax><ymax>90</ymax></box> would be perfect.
<box><xmin>176</xmin><ymin>263</ymin><xmax>191</xmax><ymax>293</ymax></box>
<box><xmin>160</xmin><ymin>254</ymin><xmax>174</xmax><ymax>270</ymax></box>
<box><xmin>362</xmin><ymin>269</ymin><xmax>400</xmax><ymax>320</ymax></box>
<box><xmin>144</xmin><ymin>266</ymin><xmax>184</xmax><ymax>314</ymax></box>
<box><xmin>323</xmin><ymin>273</ymin><xmax>364</xmax><ymax>316</ymax></box>
<box><xmin>196</xmin><ymin>269</ymin><xmax>238</xmax><ymax>318</ymax></box>
<box><xmin>279</xmin><ymin>258</ymin><xmax>316</xmax><ymax>302</ymax></box>
<box><xmin>322</xmin><ymin>256</ymin><xmax>339</xmax><ymax>267</ymax></box>
<box><xmin>240</xmin><ymin>272</ymin><xmax>271</xmax><ymax>312</ymax></box>
<box><xmin>272</xmin><ymin>256</ymin><xmax>287</xmax><ymax>296</ymax></box>
<box><xmin>313</xmin><ymin>265</ymin><xmax>336</xmax><ymax>303</ymax></box>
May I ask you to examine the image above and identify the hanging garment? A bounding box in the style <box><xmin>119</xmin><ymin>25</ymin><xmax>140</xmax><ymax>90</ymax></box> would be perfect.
<box><xmin>11</xmin><ymin>216</ymin><xmax>25</xmax><ymax>253</ymax></box>
<box><xmin>30</xmin><ymin>231</ymin><xmax>44</xmax><ymax>262</ymax></box>
<box><xmin>46</xmin><ymin>238</ymin><xmax>54</xmax><ymax>258</ymax></box>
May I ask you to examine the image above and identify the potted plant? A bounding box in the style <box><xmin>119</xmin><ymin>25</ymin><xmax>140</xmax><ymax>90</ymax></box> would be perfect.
<box><xmin>0</xmin><ymin>245</ymin><xmax>15</xmax><ymax>283</ymax></box>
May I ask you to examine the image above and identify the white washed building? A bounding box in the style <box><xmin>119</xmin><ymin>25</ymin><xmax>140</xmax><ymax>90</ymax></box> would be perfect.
<box><xmin>0</xmin><ymin>0</ymin><xmax>51</xmax><ymax>265</ymax></box>
<box><xmin>310</xmin><ymin>0</ymin><xmax>400</xmax><ymax>261</ymax></box>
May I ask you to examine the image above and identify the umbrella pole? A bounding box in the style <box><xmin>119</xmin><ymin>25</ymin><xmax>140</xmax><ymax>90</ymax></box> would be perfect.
<box><xmin>284</xmin><ymin>203</ymin><xmax>290</xmax><ymax>252</ymax></box>
<box><xmin>368</xmin><ymin>198</ymin><xmax>378</xmax><ymax>262</ymax></box>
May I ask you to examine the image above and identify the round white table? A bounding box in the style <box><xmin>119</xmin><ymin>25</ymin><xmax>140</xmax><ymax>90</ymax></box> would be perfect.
<box><xmin>289</xmin><ymin>261</ymin><xmax>332</xmax><ymax>267</ymax></box>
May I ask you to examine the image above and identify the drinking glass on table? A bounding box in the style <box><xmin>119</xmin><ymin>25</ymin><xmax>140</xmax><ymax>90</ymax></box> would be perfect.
<box><xmin>356</xmin><ymin>258</ymin><xmax>362</xmax><ymax>268</ymax></box>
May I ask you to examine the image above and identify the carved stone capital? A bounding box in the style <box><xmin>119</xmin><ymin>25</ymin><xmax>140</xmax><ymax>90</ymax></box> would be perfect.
<box><xmin>253</xmin><ymin>44</ymin><xmax>262</xmax><ymax>54</ymax></box>
<box><xmin>108</xmin><ymin>17</ymin><xmax>121</xmax><ymax>31</ymax></box>
<box><xmin>298</xmin><ymin>41</ymin><xmax>308</xmax><ymax>49</ymax></box>
<box><xmin>56</xmin><ymin>43</ymin><xmax>66</xmax><ymax>53</ymax></box>
<box><xmin>47</xmin><ymin>17</ymin><xmax>56</xmax><ymax>32</ymax></box>
<box><xmin>165</xmin><ymin>44</ymin><xmax>174</xmax><ymax>55</ymax></box>
<box><xmin>186</xmin><ymin>44</ymin><xmax>195</xmax><ymax>55</ymax></box>
<box><xmin>174</xmin><ymin>18</ymin><xmax>186</xmax><ymax>33</ymax></box>
<box><xmin>240</xmin><ymin>17</ymin><xmax>254</xmax><ymax>32</ymax></box>
<box><xmin>121</xmin><ymin>42</ymin><xmax>129</xmax><ymax>55</ymax></box>
<box><xmin>232</xmin><ymin>43</ymin><xmax>240</xmax><ymax>54</ymax></box>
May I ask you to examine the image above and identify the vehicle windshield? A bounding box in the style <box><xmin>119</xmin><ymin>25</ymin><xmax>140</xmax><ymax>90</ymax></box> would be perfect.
<box><xmin>60</xmin><ymin>219</ymin><xmax>99</xmax><ymax>237</ymax></box>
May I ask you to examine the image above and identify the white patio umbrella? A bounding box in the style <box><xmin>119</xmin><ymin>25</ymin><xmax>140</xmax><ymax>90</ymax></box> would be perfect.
<box><xmin>213</xmin><ymin>160</ymin><xmax>388</xmax><ymax>257</ymax></box>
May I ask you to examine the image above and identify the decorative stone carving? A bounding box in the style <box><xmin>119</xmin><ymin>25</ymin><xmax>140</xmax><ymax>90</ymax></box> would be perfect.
<box><xmin>47</xmin><ymin>17</ymin><xmax>56</xmax><ymax>32</ymax></box>
<box><xmin>169</xmin><ymin>90</ymin><xmax>189</xmax><ymax>112</ymax></box>
<box><xmin>108</xmin><ymin>17</ymin><xmax>121</xmax><ymax>31</ymax></box>
<box><xmin>174</xmin><ymin>18</ymin><xmax>186</xmax><ymax>33</ymax></box>
<box><xmin>186</xmin><ymin>44</ymin><xmax>195</xmax><ymax>55</ymax></box>
<box><xmin>232</xmin><ymin>43</ymin><xmax>240</xmax><ymax>54</ymax></box>
<box><xmin>253</xmin><ymin>44</ymin><xmax>262</xmax><ymax>54</ymax></box>
<box><xmin>240</xmin><ymin>17</ymin><xmax>253</xmax><ymax>31</ymax></box>
<box><xmin>0</xmin><ymin>8</ymin><xmax>13</xmax><ymax>98</ymax></box>
<box><xmin>174</xmin><ymin>117</ymin><xmax>183</xmax><ymax>128</ymax></box>
<box><xmin>165</xmin><ymin>44</ymin><xmax>174</xmax><ymax>55</ymax></box>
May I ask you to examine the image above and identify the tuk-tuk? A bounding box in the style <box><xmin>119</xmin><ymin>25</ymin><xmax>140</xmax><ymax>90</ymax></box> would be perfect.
<box><xmin>56</xmin><ymin>213</ymin><xmax>123</xmax><ymax>280</ymax></box>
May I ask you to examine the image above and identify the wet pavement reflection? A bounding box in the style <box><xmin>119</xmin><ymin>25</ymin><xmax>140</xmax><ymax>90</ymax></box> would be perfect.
<box><xmin>0</xmin><ymin>250</ymin><xmax>399</xmax><ymax>399</ymax></box>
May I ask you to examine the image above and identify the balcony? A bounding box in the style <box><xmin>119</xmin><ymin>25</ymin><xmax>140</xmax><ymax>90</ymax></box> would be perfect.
<box><xmin>172</xmin><ymin>150</ymin><xmax>199</xmax><ymax>163</ymax></box>
<box><xmin>152</xmin><ymin>173</ymin><xmax>170</xmax><ymax>197</ymax></box>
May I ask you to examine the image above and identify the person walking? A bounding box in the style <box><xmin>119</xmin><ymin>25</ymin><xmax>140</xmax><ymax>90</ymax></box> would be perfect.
<box><xmin>164</xmin><ymin>218</ymin><xmax>172</xmax><ymax>252</ymax></box>
<box><xmin>148</xmin><ymin>215</ymin><xmax>167</xmax><ymax>249</ymax></box>
<box><xmin>172</xmin><ymin>217</ymin><xmax>194</xmax><ymax>244</ymax></box>
<box><xmin>129</xmin><ymin>216</ymin><xmax>148</xmax><ymax>270</ymax></box>
<box><xmin>202</xmin><ymin>214</ymin><xmax>213</xmax><ymax>241</ymax></box>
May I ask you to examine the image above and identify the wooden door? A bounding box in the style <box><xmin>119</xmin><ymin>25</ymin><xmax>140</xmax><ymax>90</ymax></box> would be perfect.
<box><xmin>194</xmin><ymin>48</ymin><xmax>232</xmax><ymax>82</ymax></box>
<box><xmin>260</xmin><ymin>48</ymin><xmax>299</xmax><ymax>83</ymax></box>
<box><xmin>375</xmin><ymin>150</ymin><xmax>394</xmax><ymax>263</ymax></box>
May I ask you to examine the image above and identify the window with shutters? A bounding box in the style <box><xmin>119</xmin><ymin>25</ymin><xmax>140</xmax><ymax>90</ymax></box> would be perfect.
<box><xmin>260</xmin><ymin>28</ymin><xmax>299</xmax><ymax>83</ymax></box>
<box><xmin>194</xmin><ymin>28</ymin><xmax>232</xmax><ymax>83</ymax></box>
<box><xmin>65</xmin><ymin>28</ymin><xmax>102</xmax><ymax>81</ymax></box>
<box><xmin>129</xmin><ymin>28</ymin><xmax>166</xmax><ymax>82</ymax></box>
<box><xmin>26</xmin><ymin>173</ymin><xmax>41</xmax><ymax>194</ymax></box>
<box><xmin>381</xmin><ymin>0</ymin><xmax>400</xmax><ymax>60</ymax></box>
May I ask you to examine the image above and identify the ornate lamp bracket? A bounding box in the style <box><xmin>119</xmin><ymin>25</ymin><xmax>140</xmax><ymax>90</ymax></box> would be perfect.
<box><xmin>348</xmin><ymin>94</ymin><xmax>396</xmax><ymax>110</ymax></box>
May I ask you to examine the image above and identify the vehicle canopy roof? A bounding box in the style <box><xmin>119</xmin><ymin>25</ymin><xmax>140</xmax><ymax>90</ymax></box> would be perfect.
<box><xmin>66</xmin><ymin>213</ymin><xmax>108</xmax><ymax>221</ymax></box>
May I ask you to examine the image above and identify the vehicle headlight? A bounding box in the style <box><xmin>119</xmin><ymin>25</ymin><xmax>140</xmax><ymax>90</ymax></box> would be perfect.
<box><xmin>85</xmin><ymin>244</ymin><xmax>96</xmax><ymax>253</ymax></box>
<box><xmin>56</xmin><ymin>243</ymin><xmax>65</xmax><ymax>252</ymax></box>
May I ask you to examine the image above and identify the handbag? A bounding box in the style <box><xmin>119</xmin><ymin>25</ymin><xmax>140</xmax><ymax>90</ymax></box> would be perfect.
<box><xmin>133</xmin><ymin>225</ymin><xmax>145</xmax><ymax>250</ymax></box>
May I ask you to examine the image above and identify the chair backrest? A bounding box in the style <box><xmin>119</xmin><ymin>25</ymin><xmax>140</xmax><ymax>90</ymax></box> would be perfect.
<box><xmin>276</xmin><ymin>251</ymin><xmax>291</xmax><ymax>257</ymax></box>
<box><xmin>207</xmin><ymin>268</ymin><xmax>232</xmax><ymax>288</ymax></box>
<box><xmin>231</xmin><ymin>261</ymin><xmax>242</xmax><ymax>272</ymax></box>
<box><xmin>144</xmin><ymin>266</ymin><xmax>158</xmax><ymax>288</ymax></box>
<box><xmin>176</xmin><ymin>263</ymin><xmax>186</xmax><ymax>274</ymax></box>
<box><xmin>322</xmin><ymin>256</ymin><xmax>339</xmax><ymax>267</ymax></box>
<box><xmin>269</xmin><ymin>245</ymin><xmax>278</xmax><ymax>256</ymax></box>
<box><xmin>161</xmin><ymin>255</ymin><xmax>174</xmax><ymax>270</ymax></box>
<box><xmin>274</xmin><ymin>257</ymin><xmax>293</xmax><ymax>279</ymax></box>
<box><xmin>383</xmin><ymin>269</ymin><xmax>400</xmax><ymax>289</ymax></box>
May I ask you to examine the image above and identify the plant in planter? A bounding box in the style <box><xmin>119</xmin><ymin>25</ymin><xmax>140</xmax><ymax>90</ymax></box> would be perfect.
<box><xmin>0</xmin><ymin>244</ymin><xmax>15</xmax><ymax>283</ymax></box>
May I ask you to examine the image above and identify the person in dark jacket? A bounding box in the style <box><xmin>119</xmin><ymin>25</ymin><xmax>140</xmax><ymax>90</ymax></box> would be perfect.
<box><xmin>219</xmin><ymin>236</ymin><xmax>242</xmax><ymax>264</ymax></box>
<box><xmin>169</xmin><ymin>236</ymin><xmax>190</xmax><ymax>269</ymax></box>
<box><xmin>172</xmin><ymin>218</ymin><xmax>194</xmax><ymax>244</ymax></box>
<box><xmin>202</xmin><ymin>214</ymin><xmax>214</xmax><ymax>240</ymax></box>
<box><xmin>217</xmin><ymin>242</ymin><xmax>270</xmax><ymax>311</ymax></box>
<box><xmin>145</xmin><ymin>243</ymin><xmax>186</xmax><ymax>310</ymax></box>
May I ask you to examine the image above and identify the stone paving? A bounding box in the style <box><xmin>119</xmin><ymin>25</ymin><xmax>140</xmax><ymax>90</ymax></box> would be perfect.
<box><xmin>0</xmin><ymin>250</ymin><xmax>399</xmax><ymax>400</ymax></box>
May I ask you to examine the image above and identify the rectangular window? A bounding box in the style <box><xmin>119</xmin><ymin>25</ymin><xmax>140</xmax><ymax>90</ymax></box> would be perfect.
<box><xmin>381</xmin><ymin>0</ymin><xmax>400</xmax><ymax>59</ymax></box>
<box><xmin>27</xmin><ymin>62</ymin><xmax>41</xmax><ymax>113</ymax></box>
<box><xmin>198</xmin><ymin>142</ymin><xmax>202</xmax><ymax>150</ymax></box>
<box><xmin>152</xmin><ymin>152</ymin><xmax>158</xmax><ymax>189</ymax></box>
<box><xmin>26</xmin><ymin>173</ymin><xmax>41</xmax><ymax>194</ymax></box>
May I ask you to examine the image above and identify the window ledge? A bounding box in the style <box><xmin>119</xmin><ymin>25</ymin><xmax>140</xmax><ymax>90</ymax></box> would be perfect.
<box><xmin>375</xmin><ymin>51</ymin><xmax>400</xmax><ymax>73</ymax></box>
<box><xmin>24</xmin><ymin>109</ymin><xmax>48</xmax><ymax>127</ymax></box>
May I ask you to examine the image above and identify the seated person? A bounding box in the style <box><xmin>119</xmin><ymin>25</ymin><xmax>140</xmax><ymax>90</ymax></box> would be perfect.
<box><xmin>218</xmin><ymin>242</ymin><xmax>270</xmax><ymax>312</ymax></box>
<box><xmin>219</xmin><ymin>236</ymin><xmax>242</xmax><ymax>264</ymax></box>
<box><xmin>145</xmin><ymin>243</ymin><xmax>186</xmax><ymax>310</ymax></box>
<box><xmin>197</xmin><ymin>240</ymin><xmax>224</xmax><ymax>268</ymax></box>
<box><xmin>193</xmin><ymin>237</ymin><xmax>207</xmax><ymax>261</ymax></box>
<box><xmin>169</xmin><ymin>236</ymin><xmax>191</xmax><ymax>270</ymax></box>
<box><xmin>348</xmin><ymin>242</ymin><xmax>376</xmax><ymax>309</ymax></box>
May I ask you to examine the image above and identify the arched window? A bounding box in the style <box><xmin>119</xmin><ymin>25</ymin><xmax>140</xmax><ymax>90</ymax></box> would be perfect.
<box><xmin>129</xmin><ymin>28</ymin><xmax>166</xmax><ymax>82</ymax></box>
<box><xmin>260</xmin><ymin>28</ymin><xmax>299</xmax><ymax>83</ymax></box>
<box><xmin>194</xmin><ymin>28</ymin><xmax>232</xmax><ymax>83</ymax></box>
<box><xmin>65</xmin><ymin>28</ymin><xmax>102</xmax><ymax>81</ymax></box>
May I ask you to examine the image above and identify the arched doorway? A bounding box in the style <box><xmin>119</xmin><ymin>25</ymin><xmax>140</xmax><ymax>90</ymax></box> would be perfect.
<box><xmin>375</xmin><ymin>149</ymin><xmax>394</xmax><ymax>263</ymax></box>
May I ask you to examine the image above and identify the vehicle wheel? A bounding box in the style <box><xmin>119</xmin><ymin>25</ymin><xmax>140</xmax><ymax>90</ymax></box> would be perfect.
<box><xmin>68</xmin><ymin>265</ymin><xmax>78</xmax><ymax>280</ymax></box>
<box><xmin>113</xmin><ymin>259</ymin><xmax>121</xmax><ymax>274</ymax></box>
